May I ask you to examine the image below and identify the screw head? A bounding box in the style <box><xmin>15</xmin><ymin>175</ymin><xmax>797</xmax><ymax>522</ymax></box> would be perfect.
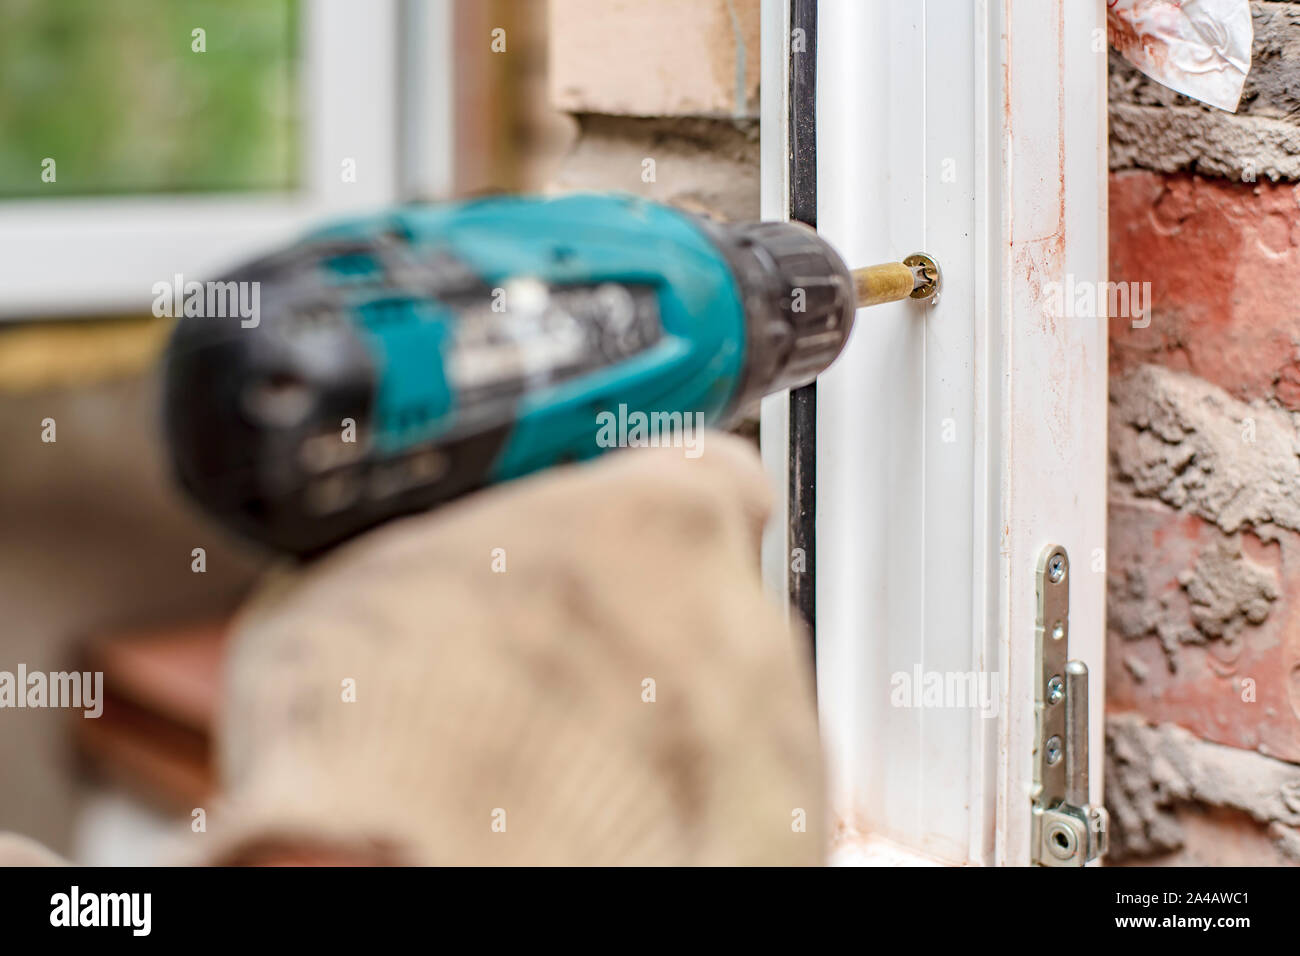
<box><xmin>1045</xmin><ymin>735</ymin><xmax>1063</xmax><ymax>765</ymax></box>
<box><xmin>1047</xmin><ymin>676</ymin><xmax>1064</xmax><ymax>704</ymax></box>
<box><xmin>1047</xmin><ymin>553</ymin><xmax>1066</xmax><ymax>584</ymax></box>
<box><xmin>903</xmin><ymin>252</ymin><xmax>942</xmax><ymax>301</ymax></box>
<box><xmin>1052</xmin><ymin>621</ymin><xmax>1066</xmax><ymax>641</ymax></box>
<box><xmin>1046</xmin><ymin>821</ymin><xmax>1078</xmax><ymax>860</ymax></box>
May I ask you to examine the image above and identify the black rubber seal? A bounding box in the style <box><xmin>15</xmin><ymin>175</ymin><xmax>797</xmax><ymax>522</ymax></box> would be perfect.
<box><xmin>788</xmin><ymin>0</ymin><xmax>817</xmax><ymax>665</ymax></box>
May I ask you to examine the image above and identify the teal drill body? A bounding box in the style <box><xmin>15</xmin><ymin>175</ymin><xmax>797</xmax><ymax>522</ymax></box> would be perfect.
<box><xmin>163</xmin><ymin>193</ymin><xmax>855</xmax><ymax>555</ymax></box>
<box><xmin>331</xmin><ymin>194</ymin><xmax>749</xmax><ymax>477</ymax></box>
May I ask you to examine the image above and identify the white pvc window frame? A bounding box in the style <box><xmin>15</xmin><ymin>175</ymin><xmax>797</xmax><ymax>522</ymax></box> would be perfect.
<box><xmin>761</xmin><ymin>0</ymin><xmax>1108</xmax><ymax>866</ymax></box>
<box><xmin>0</xmin><ymin>0</ymin><xmax>453</xmax><ymax>319</ymax></box>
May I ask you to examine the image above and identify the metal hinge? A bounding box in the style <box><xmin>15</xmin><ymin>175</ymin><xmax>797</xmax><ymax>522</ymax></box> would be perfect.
<box><xmin>1031</xmin><ymin>544</ymin><xmax>1109</xmax><ymax>866</ymax></box>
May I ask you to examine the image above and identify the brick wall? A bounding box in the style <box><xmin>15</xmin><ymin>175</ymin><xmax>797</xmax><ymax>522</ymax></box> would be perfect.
<box><xmin>547</xmin><ymin>0</ymin><xmax>761</xmax><ymax>222</ymax></box>
<box><xmin>1106</xmin><ymin>1</ymin><xmax>1300</xmax><ymax>865</ymax></box>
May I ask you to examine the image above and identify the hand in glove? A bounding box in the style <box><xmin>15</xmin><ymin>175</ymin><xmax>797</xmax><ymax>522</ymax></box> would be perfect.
<box><xmin>204</xmin><ymin>433</ymin><xmax>825</xmax><ymax>866</ymax></box>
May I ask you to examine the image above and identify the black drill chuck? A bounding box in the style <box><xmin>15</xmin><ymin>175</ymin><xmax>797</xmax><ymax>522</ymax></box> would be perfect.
<box><xmin>701</xmin><ymin>218</ymin><xmax>857</xmax><ymax>416</ymax></box>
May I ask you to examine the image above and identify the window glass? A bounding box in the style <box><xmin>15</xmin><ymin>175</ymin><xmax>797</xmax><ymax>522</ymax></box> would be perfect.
<box><xmin>0</xmin><ymin>0</ymin><xmax>299</xmax><ymax>198</ymax></box>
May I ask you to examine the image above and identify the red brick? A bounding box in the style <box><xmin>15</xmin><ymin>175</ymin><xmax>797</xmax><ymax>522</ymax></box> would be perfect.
<box><xmin>1107</xmin><ymin>499</ymin><xmax>1300</xmax><ymax>763</ymax></box>
<box><xmin>1109</xmin><ymin>171</ymin><xmax>1300</xmax><ymax>411</ymax></box>
<box><xmin>549</xmin><ymin>0</ymin><xmax>761</xmax><ymax>117</ymax></box>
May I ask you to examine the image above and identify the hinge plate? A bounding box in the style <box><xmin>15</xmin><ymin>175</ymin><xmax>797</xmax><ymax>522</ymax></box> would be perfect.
<box><xmin>1032</xmin><ymin>544</ymin><xmax>1108</xmax><ymax>866</ymax></box>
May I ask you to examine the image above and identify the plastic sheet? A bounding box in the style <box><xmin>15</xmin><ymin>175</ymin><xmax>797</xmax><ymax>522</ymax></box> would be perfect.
<box><xmin>1108</xmin><ymin>0</ymin><xmax>1253</xmax><ymax>112</ymax></box>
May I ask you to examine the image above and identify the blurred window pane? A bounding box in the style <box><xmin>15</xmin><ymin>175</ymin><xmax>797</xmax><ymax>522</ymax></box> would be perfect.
<box><xmin>0</xmin><ymin>0</ymin><xmax>299</xmax><ymax>198</ymax></box>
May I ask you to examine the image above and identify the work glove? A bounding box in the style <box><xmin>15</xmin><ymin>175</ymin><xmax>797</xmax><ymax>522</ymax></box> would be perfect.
<box><xmin>202</xmin><ymin>432</ymin><xmax>825</xmax><ymax>865</ymax></box>
<box><xmin>0</xmin><ymin>833</ymin><xmax>66</xmax><ymax>866</ymax></box>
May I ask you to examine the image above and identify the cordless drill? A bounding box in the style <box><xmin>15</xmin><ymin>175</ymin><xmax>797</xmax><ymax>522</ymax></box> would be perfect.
<box><xmin>163</xmin><ymin>193</ymin><xmax>938</xmax><ymax>555</ymax></box>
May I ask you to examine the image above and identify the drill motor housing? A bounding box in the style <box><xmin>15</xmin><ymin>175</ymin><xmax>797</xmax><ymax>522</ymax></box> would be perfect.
<box><xmin>163</xmin><ymin>194</ymin><xmax>855</xmax><ymax>555</ymax></box>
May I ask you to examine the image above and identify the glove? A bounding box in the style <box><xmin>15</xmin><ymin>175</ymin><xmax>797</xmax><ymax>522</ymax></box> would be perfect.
<box><xmin>0</xmin><ymin>833</ymin><xmax>66</xmax><ymax>866</ymax></box>
<box><xmin>201</xmin><ymin>432</ymin><xmax>825</xmax><ymax>866</ymax></box>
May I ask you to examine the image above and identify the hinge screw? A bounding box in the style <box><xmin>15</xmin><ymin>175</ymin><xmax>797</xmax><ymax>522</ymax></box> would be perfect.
<box><xmin>1045</xmin><ymin>735</ymin><xmax>1063</xmax><ymax>765</ymax></box>
<box><xmin>1047</xmin><ymin>676</ymin><xmax>1064</xmax><ymax>704</ymax></box>
<box><xmin>1047</xmin><ymin>553</ymin><xmax>1066</xmax><ymax>583</ymax></box>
